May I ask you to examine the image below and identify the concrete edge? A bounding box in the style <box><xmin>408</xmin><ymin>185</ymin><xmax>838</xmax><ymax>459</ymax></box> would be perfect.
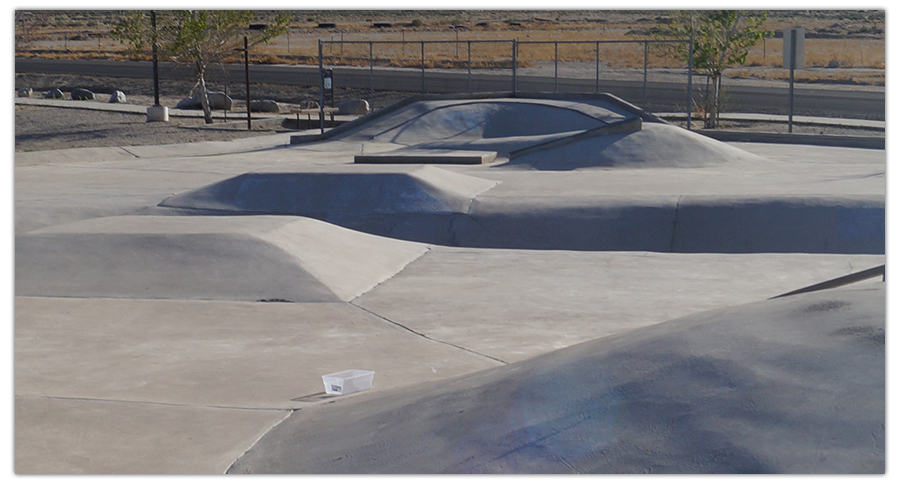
<box><xmin>289</xmin><ymin>91</ymin><xmax>666</xmax><ymax>146</ymax></box>
<box><xmin>696</xmin><ymin>130</ymin><xmax>885</xmax><ymax>150</ymax></box>
<box><xmin>508</xmin><ymin>117</ymin><xmax>643</xmax><ymax>160</ymax></box>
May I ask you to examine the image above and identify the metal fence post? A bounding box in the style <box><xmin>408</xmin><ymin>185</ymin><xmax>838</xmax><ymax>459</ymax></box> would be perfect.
<box><xmin>595</xmin><ymin>41</ymin><xmax>600</xmax><ymax>93</ymax></box>
<box><xmin>512</xmin><ymin>40</ymin><xmax>518</xmax><ymax>93</ymax></box>
<box><xmin>643</xmin><ymin>41</ymin><xmax>649</xmax><ymax>110</ymax></box>
<box><xmin>318</xmin><ymin>40</ymin><xmax>325</xmax><ymax>134</ymax></box>
<box><xmin>686</xmin><ymin>38</ymin><xmax>693</xmax><ymax>131</ymax></box>
<box><xmin>369</xmin><ymin>41</ymin><xmax>374</xmax><ymax>100</ymax></box>
<box><xmin>467</xmin><ymin>41</ymin><xmax>472</xmax><ymax>93</ymax></box>
<box><xmin>421</xmin><ymin>41</ymin><xmax>426</xmax><ymax>94</ymax></box>
<box><xmin>554</xmin><ymin>42</ymin><xmax>559</xmax><ymax>93</ymax></box>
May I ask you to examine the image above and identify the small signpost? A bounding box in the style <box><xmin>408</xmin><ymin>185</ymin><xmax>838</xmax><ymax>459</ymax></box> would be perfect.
<box><xmin>784</xmin><ymin>28</ymin><xmax>805</xmax><ymax>133</ymax></box>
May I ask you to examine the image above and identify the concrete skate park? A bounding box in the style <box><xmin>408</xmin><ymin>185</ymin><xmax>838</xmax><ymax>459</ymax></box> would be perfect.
<box><xmin>14</xmin><ymin>93</ymin><xmax>885</xmax><ymax>473</ymax></box>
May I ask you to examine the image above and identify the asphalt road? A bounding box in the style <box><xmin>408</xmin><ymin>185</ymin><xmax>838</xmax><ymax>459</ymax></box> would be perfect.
<box><xmin>16</xmin><ymin>58</ymin><xmax>885</xmax><ymax>120</ymax></box>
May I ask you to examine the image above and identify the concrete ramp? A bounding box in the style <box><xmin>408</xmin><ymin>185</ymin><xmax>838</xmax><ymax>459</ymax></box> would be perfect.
<box><xmin>159</xmin><ymin>166</ymin><xmax>498</xmax><ymax>217</ymax></box>
<box><xmin>15</xmin><ymin>215</ymin><xmax>429</xmax><ymax>302</ymax></box>
<box><xmin>505</xmin><ymin>122</ymin><xmax>769</xmax><ymax>170</ymax></box>
<box><xmin>301</xmin><ymin>95</ymin><xmax>766</xmax><ymax>170</ymax></box>
<box><xmin>156</xmin><ymin>166</ymin><xmax>503</xmax><ymax>247</ymax></box>
<box><xmin>228</xmin><ymin>284</ymin><xmax>884</xmax><ymax>474</ymax></box>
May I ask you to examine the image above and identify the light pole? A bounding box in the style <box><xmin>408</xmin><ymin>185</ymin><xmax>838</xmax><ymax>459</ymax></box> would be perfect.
<box><xmin>236</xmin><ymin>24</ymin><xmax>267</xmax><ymax>130</ymax></box>
<box><xmin>146</xmin><ymin>10</ymin><xmax>168</xmax><ymax>122</ymax></box>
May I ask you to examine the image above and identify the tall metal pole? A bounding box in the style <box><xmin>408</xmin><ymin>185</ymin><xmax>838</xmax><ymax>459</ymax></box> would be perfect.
<box><xmin>318</xmin><ymin>40</ymin><xmax>325</xmax><ymax>134</ymax></box>
<box><xmin>687</xmin><ymin>36</ymin><xmax>694</xmax><ymax>130</ymax></box>
<box><xmin>467</xmin><ymin>41</ymin><xmax>472</xmax><ymax>93</ymax></box>
<box><xmin>244</xmin><ymin>35</ymin><xmax>251</xmax><ymax>130</ymax></box>
<box><xmin>151</xmin><ymin>11</ymin><xmax>160</xmax><ymax>107</ymax></box>
<box><xmin>369</xmin><ymin>41</ymin><xmax>374</xmax><ymax>100</ymax></box>
<box><xmin>553</xmin><ymin>42</ymin><xmax>559</xmax><ymax>93</ymax></box>
<box><xmin>788</xmin><ymin>28</ymin><xmax>796</xmax><ymax>133</ymax></box>
<box><xmin>421</xmin><ymin>41</ymin><xmax>425</xmax><ymax>94</ymax></box>
<box><xmin>643</xmin><ymin>41</ymin><xmax>649</xmax><ymax>110</ymax></box>
<box><xmin>595</xmin><ymin>41</ymin><xmax>600</xmax><ymax>94</ymax></box>
<box><xmin>512</xmin><ymin>40</ymin><xmax>517</xmax><ymax>93</ymax></box>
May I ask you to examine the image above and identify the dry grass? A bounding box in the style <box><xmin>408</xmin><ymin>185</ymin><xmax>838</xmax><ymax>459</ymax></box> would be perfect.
<box><xmin>15</xmin><ymin>10</ymin><xmax>885</xmax><ymax>85</ymax></box>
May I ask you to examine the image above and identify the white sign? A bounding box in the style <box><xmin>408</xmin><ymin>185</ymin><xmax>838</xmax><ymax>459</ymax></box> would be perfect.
<box><xmin>323</xmin><ymin>77</ymin><xmax>332</xmax><ymax>89</ymax></box>
<box><xmin>783</xmin><ymin>28</ymin><xmax>805</xmax><ymax>69</ymax></box>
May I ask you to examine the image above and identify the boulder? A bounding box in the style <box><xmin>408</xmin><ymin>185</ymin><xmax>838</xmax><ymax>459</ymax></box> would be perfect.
<box><xmin>71</xmin><ymin>88</ymin><xmax>95</xmax><ymax>101</ymax></box>
<box><xmin>17</xmin><ymin>88</ymin><xmax>33</xmax><ymax>98</ymax></box>
<box><xmin>206</xmin><ymin>91</ymin><xmax>233</xmax><ymax>110</ymax></box>
<box><xmin>297</xmin><ymin>99</ymin><xmax>319</xmax><ymax>110</ymax></box>
<box><xmin>250</xmin><ymin>99</ymin><xmax>281</xmax><ymax>113</ymax></box>
<box><xmin>178</xmin><ymin>91</ymin><xmax>232</xmax><ymax>110</ymax></box>
<box><xmin>44</xmin><ymin>88</ymin><xmax>64</xmax><ymax>99</ymax></box>
<box><xmin>108</xmin><ymin>90</ymin><xmax>127</xmax><ymax>103</ymax></box>
<box><xmin>176</xmin><ymin>97</ymin><xmax>201</xmax><ymax>109</ymax></box>
<box><xmin>337</xmin><ymin>98</ymin><xmax>370</xmax><ymax>115</ymax></box>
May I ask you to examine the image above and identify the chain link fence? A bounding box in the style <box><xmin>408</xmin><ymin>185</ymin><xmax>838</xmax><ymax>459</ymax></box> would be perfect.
<box><xmin>318</xmin><ymin>38</ymin><xmax>694</xmax><ymax>123</ymax></box>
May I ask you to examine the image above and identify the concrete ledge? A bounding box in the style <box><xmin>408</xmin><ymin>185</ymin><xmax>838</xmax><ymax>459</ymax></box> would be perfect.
<box><xmin>508</xmin><ymin>117</ymin><xmax>642</xmax><ymax>160</ymax></box>
<box><xmin>697</xmin><ymin>130</ymin><xmax>885</xmax><ymax>150</ymax></box>
<box><xmin>355</xmin><ymin>149</ymin><xmax>498</xmax><ymax>165</ymax></box>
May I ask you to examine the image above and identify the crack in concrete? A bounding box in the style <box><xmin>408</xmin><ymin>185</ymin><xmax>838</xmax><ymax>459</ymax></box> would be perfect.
<box><xmin>350</xmin><ymin>301</ymin><xmax>508</xmax><ymax>365</ymax></box>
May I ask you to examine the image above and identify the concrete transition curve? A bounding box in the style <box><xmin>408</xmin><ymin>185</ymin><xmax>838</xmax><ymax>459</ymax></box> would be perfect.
<box><xmin>15</xmin><ymin>215</ymin><xmax>429</xmax><ymax>302</ymax></box>
<box><xmin>228</xmin><ymin>284</ymin><xmax>884</xmax><ymax>474</ymax></box>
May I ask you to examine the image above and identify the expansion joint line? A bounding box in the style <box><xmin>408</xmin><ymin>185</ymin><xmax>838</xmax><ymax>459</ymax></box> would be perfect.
<box><xmin>669</xmin><ymin>195</ymin><xmax>683</xmax><ymax>253</ymax></box>
<box><xmin>350</xmin><ymin>302</ymin><xmax>508</xmax><ymax>365</ymax></box>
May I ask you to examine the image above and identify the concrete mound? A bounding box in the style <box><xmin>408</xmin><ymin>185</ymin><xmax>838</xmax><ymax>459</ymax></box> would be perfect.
<box><xmin>157</xmin><ymin>166</ymin><xmax>503</xmax><ymax>247</ymax></box>
<box><xmin>228</xmin><ymin>284</ymin><xmax>884</xmax><ymax>474</ymax></box>
<box><xmin>504</xmin><ymin>122</ymin><xmax>769</xmax><ymax>170</ymax></box>
<box><xmin>159</xmin><ymin>166</ymin><xmax>498</xmax><ymax>217</ymax></box>
<box><xmin>15</xmin><ymin>215</ymin><xmax>429</xmax><ymax>302</ymax></box>
<box><xmin>312</xmin><ymin>95</ymin><xmax>766</xmax><ymax>169</ymax></box>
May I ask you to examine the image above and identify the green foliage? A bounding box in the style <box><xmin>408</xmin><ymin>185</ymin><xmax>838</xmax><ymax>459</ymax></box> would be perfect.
<box><xmin>656</xmin><ymin>10</ymin><xmax>769</xmax><ymax>79</ymax></box>
<box><xmin>655</xmin><ymin>10</ymin><xmax>769</xmax><ymax>128</ymax></box>
<box><xmin>113</xmin><ymin>10</ymin><xmax>289</xmax><ymax>63</ymax></box>
<box><xmin>112</xmin><ymin>10</ymin><xmax>289</xmax><ymax>123</ymax></box>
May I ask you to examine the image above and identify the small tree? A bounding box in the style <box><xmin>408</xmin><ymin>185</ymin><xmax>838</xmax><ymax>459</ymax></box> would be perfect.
<box><xmin>113</xmin><ymin>10</ymin><xmax>289</xmax><ymax>124</ymax></box>
<box><xmin>656</xmin><ymin>10</ymin><xmax>770</xmax><ymax>128</ymax></box>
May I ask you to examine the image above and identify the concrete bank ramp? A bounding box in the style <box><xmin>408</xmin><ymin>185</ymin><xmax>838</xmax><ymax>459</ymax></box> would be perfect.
<box><xmin>157</xmin><ymin>166</ymin><xmax>503</xmax><ymax>246</ymax></box>
<box><xmin>504</xmin><ymin>122</ymin><xmax>769</xmax><ymax>170</ymax></box>
<box><xmin>311</xmin><ymin>95</ymin><xmax>765</xmax><ymax>169</ymax></box>
<box><xmin>159</xmin><ymin>165</ymin><xmax>498</xmax><ymax>216</ymax></box>
<box><xmin>15</xmin><ymin>215</ymin><xmax>428</xmax><ymax>302</ymax></box>
<box><xmin>229</xmin><ymin>284</ymin><xmax>884</xmax><ymax>474</ymax></box>
<box><xmin>335</xmin><ymin>98</ymin><xmax>629</xmax><ymax>142</ymax></box>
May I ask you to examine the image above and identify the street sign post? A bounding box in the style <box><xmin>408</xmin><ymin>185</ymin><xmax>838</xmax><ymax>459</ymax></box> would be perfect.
<box><xmin>784</xmin><ymin>28</ymin><xmax>805</xmax><ymax>133</ymax></box>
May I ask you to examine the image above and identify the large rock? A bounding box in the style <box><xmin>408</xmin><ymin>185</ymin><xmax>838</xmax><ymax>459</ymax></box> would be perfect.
<box><xmin>17</xmin><ymin>88</ymin><xmax>33</xmax><ymax>98</ymax></box>
<box><xmin>337</xmin><ymin>98</ymin><xmax>370</xmax><ymax>115</ymax></box>
<box><xmin>206</xmin><ymin>91</ymin><xmax>233</xmax><ymax>110</ymax></box>
<box><xmin>44</xmin><ymin>88</ymin><xmax>64</xmax><ymax>99</ymax></box>
<box><xmin>176</xmin><ymin>97</ymin><xmax>201</xmax><ymax>110</ymax></box>
<box><xmin>108</xmin><ymin>90</ymin><xmax>127</xmax><ymax>104</ymax></box>
<box><xmin>177</xmin><ymin>91</ymin><xmax>233</xmax><ymax>111</ymax></box>
<box><xmin>250</xmin><ymin>99</ymin><xmax>281</xmax><ymax>113</ymax></box>
<box><xmin>71</xmin><ymin>88</ymin><xmax>95</xmax><ymax>101</ymax></box>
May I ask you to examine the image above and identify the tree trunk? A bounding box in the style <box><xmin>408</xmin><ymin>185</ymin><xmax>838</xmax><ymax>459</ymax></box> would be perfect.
<box><xmin>195</xmin><ymin>62</ymin><xmax>213</xmax><ymax>124</ymax></box>
<box><xmin>706</xmin><ymin>74</ymin><xmax>720</xmax><ymax>129</ymax></box>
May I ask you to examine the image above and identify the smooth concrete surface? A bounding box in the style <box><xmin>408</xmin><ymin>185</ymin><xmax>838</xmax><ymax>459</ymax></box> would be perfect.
<box><xmin>14</xmin><ymin>95</ymin><xmax>885</xmax><ymax>474</ymax></box>
<box><xmin>229</xmin><ymin>284</ymin><xmax>884</xmax><ymax>474</ymax></box>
